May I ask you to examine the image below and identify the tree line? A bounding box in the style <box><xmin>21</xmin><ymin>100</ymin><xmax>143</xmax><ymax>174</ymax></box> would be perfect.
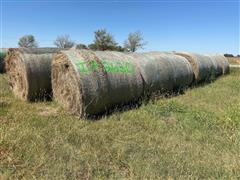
<box><xmin>18</xmin><ymin>29</ymin><xmax>146</xmax><ymax>52</ymax></box>
<box><xmin>224</xmin><ymin>54</ymin><xmax>240</xmax><ymax>58</ymax></box>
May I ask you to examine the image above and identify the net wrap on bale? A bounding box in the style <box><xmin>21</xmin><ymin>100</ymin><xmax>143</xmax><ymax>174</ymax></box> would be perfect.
<box><xmin>6</xmin><ymin>48</ymin><xmax>59</xmax><ymax>101</ymax></box>
<box><xmin>208</xmin><ymin>54</ymin><xmax>230</xmax><ymax>75</ymax></box>
<box><xmin>175</xmin><ymin>52</ymin><xmax>216</xmax><ymax>83</ymax></box>
<box><xmin>52</xmin><ymin>50</ymin><xmax>195</xmax><ymax>117</ymax></box>
<box><xmin>52</xmin><ymin>50</ymin><xmax>143</xmax><ymax>117</ymax></box>
<box><xmin>130</xmin><ymin>52</ymin><xmax>193</xmax><ymax>94</ymax></box>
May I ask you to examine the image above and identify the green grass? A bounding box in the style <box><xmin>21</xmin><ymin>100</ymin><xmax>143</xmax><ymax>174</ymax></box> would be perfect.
<box><xmin>1</xmin><ymin>68</ymin><xmax>240</xmax><ymax>179</ymax></box>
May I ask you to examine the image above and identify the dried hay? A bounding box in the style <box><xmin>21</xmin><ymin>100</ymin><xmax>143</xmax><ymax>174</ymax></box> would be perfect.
<box><xmin>6</xmin><ymin>48</ymin><xmax>59</xmax><ymax>101</ymax></box>
<box><xmin>52</xmin><ymin>49</ymin><xmax>143</xmax><ymax>117</ymax></box>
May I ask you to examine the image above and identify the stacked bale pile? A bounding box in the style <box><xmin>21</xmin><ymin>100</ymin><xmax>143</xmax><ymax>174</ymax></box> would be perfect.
<box><xmin>6</xmin><ymin>48</ymin><xmax>59</xmax><ymax>101</ymax></box>
<box><xmin>0</xmin><ymin>48</ymin><xmax>8</xmax><ymax>73</ymax></box>
<box><xmin>52</xmin><ymin>50</ymin><xmax>194</xmax><ymax>117</ymax></box>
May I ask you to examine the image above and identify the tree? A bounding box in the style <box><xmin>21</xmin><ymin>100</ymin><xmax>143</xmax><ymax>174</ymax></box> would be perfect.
<box><xmin>76</xmin><ymin>43</ymin><xmax>88</xmax><ymax>50</ymax></box>
<box><xmin>113</xmin><ymin>45</ymin><xmax>125</xmax><ymax>52</ymax></box>
<box><xmin>88</xmin><ymin>43</ymin><xmax>97</xmax><ymax>51</ymax></box>
<box><xmin>124</xmin><ymin>31</ymin><xmax>146</xmax><ymax>52</ymax></box>
<box><xmin>92</xmin><ymin>29</ymin><xmax>118</xmax><ymax>51</ymax></box>
<box><xmin>18</xmin><ymin>35</ymin><xmax>38</xmax><ymax>48</ymax></box>
<box><xmin>224</xmin><ymin>53</ymin><xmax>234</xmax><ymax>57</ymax></box>
<box><xmin>54</xmin><ymin>34</ymin><xmax>75</xmax><ymax>48</ymax></box>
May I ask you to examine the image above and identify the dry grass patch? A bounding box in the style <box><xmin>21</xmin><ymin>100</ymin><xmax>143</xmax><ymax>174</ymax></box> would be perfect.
<box><xmin>227</xmin><ymin>57</ymin><xmax>240</xmax><ymax>65</ymax></box>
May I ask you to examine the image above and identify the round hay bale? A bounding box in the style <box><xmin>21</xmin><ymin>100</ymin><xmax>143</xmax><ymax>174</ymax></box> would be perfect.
<box><xmin>52</xmin><ymin>49</ymin><xmax>143</xmax><ymax>117</ymax></box>
<box><xmin>209</xmin><ymin>54</ymin><xmax>230</xmax><ymax>75</ymax></box>
<box><xmin>0</xmin><ymin>49</ymin><xmax>8</xmax><ymax>73</ymax></box>
<box><xmin>207</xmin><ymin>55</ymin><xmax>223</xmax><ymax>78</ymax></box>
<box><xmin>129</xmin><ymin>52</ymin><xmax>193</xmax><ymax>94</ymax></box>
<box><xmin>175</xmin><ymin>52</ymin><xmax>214</xmax><ymax>83</ymax></box>
<box><xmin>5</xmin><ymin>48</ymin><xmax>59</xmax><ymax>101</ymax></box>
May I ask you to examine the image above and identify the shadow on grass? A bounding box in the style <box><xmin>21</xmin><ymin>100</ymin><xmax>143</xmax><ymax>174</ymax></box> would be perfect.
<box><xmin>86</xmin><ymin>88</ymin><xmax>187</xmax><ymax>120</ymax></box>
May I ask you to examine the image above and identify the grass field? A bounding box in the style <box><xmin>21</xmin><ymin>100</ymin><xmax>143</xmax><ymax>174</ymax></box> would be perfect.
<box><xmin>0</xmin><ymin>68</ymin><xmax>240</xmax><ymax>179</ymax></box>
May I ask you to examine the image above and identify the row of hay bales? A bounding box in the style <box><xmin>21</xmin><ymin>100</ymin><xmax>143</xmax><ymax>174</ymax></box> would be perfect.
<box><xmin>5</xmin><ymin>48</ymin><xmax>229</xmax><ymax>117</ymax></box>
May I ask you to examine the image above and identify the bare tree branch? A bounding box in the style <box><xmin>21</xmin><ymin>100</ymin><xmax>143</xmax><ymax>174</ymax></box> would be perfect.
<box><xmin>54</xmin><ymin>34</ymin><xmax>75</xmax><ymax>49</ymax></box>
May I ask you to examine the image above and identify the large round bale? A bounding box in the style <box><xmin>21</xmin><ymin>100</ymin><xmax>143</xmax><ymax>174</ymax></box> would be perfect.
<box><xmin>0</xmin><ymin>48</ymin><xmax>8</xmax><ymax>73</ymax></box>
<box><xmin>52</xmin><ymin>49</ymin><xmax>143</xmax><ymax>117</ymax></box>
<box><xmin>209</xmin><ymin>54</ymin><xmax>230</xmax><ymax>75</ymax></box>
<box><xmin>6</xmin><ymin>48</ymin><xmax>59</xmax><ymax>101</ymax></box>
<box><xmin>129</xmin><ymin>52</ymin><xmax>193</xmax><ymax>94</ymax></box>
<box><xmin>207</xmin><ymin>55</ymin><xmax>223</xmax><ymax>78</ymax></box>
<box><xmin>175</xmin><ymin>52</ymin><xmax>214</xmax><ymax>83</ymax></box>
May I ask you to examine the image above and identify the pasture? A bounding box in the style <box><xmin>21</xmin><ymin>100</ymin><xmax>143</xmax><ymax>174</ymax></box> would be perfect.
<box><xmin>0</xmin><ymin>68</ymin><xmax>240</xmax><ymax>179</ymax></box>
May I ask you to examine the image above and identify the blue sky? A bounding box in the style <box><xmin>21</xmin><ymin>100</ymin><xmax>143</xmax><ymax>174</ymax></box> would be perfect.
<box><xmin>1</xmin><ymin>0</ymin><xmax>239</xmax><ymax>55</ymax></box>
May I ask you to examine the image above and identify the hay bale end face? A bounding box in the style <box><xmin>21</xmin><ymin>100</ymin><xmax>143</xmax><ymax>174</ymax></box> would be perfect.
<box><xmin>6</xmin><ymin>48</ymin><xmax>59</xmax><ymax>101</ymax></box>
<box><xmin>52</xmin><ymin>50</ymin><xmax>143</xmax><ymax>117</ymax></box>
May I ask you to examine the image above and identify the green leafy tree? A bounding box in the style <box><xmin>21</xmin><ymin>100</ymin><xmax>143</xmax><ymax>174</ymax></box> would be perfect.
<box><xmin>91</xmin><ymin>29</ymin><xmax>118</xmax><ymax>51</ymax></box>
<box><xmin>113</xmin><ymin>45</ymin><xmax>126</xmax><ymax>52</ymax></box>
<box><xmin>88</xmin><ymin>43</ymin><xmax>97</xmax><ymax>51</ymax></box>
<box><xmin>124</xmin><ymin>31</ymin><xmax>146</xmax><ymax>52</ymax></box>
<box><xmin>76</xmin><ymin>43</ymin><xmax>88</xmax><ymax>50</ymax></box>
<box><xmin>18</xmin><ymin>35</ymin><xmax>38</xmax><ymax>48</ymax></box>
<box><xmin>224</xmin><ymin>53</ymin><xmax>234</xmax><ymax>57</ymax></box>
